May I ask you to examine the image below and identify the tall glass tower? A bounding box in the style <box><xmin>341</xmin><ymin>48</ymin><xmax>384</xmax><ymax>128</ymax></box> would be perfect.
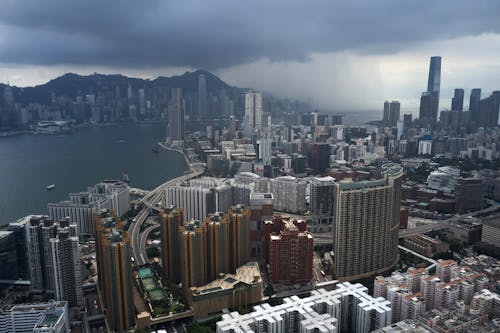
<box><xmin>419</xmin><ymin>56</ymin><xmax>441</xmax><ymax>123</ymax></box>
<box><xmin>427</xmin><ymin>56</ymin><xmax>441</xmax><ymax>94</ymax></box>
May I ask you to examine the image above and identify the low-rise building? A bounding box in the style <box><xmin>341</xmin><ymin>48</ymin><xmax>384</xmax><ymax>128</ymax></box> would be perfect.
<box><xmin>401</xmin><ymin>235</ymin><xmax>449</xmax><ymax>258</ymax></box>
<box><xmin>0</xmin><ymin>301</ymin><xmax>69</xmax><ymax>333</ymax></box>
<box><xmin>447</xmin><ymin>218</ymin><xmax>483</xmax><ymax>244</ymax></box>
<box><xmin>481</xmin><ymin>215</ymin><xmax>500</xmax><ymax>248</ymax></box>
<box><xmin>189</xmin><ymin>262</ymin><xmax>262</xmax><ymax>318</ymax></box>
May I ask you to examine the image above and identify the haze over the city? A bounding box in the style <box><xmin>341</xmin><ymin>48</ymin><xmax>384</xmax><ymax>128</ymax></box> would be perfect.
<box><xmin>1</xmin><ymin>0</ymin><xmax>500</xmax><ymax>112</ymax></box>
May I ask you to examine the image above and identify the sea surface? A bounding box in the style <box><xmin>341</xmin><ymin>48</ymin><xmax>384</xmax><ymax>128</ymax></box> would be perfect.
<box><xmin>0</xmin><ymin>122</ymin><xmax>188</xmax><ymax>225</ymax></box>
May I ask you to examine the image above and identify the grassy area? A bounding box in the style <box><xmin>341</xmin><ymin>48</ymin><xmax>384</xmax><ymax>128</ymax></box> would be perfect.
<box><xmin>146</xmin><ymin>247</ymin><xmax>160</xmax><ymax>258</ymax></box>
<box><xmin>186</xmin><ymin>323</ymin><xmax>214</xmax><ymax>333</ymax></box>
<box><xmin>187</xmin><ymin>316</ymin><xmax>221</xmax><ymax>333</ymax></box>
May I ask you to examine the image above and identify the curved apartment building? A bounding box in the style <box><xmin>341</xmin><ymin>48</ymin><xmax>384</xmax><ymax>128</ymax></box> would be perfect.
<box><xmin>333</xmin><ymin>163</ymin><xmax>403</xmax><ymax>281</ymax></box>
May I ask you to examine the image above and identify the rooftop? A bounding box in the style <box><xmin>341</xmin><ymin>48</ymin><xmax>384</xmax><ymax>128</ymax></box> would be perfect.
<box><xmin>191</xmin><ymin>262</ymin><xmax>261</xmax><ymax>296</ymax></box>
<box><xmin>0</xmin><ymin>230</ymin><xmax>13</xmax><ymax>240</ymax></box>
<box><xmin>483</xmin><ymin>215</ymin><xmax>500</xmax><ymax>229</ymax></box>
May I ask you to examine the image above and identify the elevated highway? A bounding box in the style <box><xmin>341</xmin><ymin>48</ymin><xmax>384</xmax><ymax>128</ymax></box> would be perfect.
<box><xmin>129</xmin><ymin>146</ymin><xmax>204</xmax><ymax>267</ymax></box>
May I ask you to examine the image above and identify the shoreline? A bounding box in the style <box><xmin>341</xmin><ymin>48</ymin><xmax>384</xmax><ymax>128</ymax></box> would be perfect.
<box><xmin>157</xmin><ymin>142</ymin><xmax>191</xmax><ymax>169</ymax></box>
<box><xmin>0</xmin><ymin>120</ymin><xmax>166</xmax><ymax>138</ymax></box>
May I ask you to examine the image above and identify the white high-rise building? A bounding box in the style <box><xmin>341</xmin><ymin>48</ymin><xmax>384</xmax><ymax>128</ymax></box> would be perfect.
<box><xmin>25</xmin><ymin>216</ymin><xmax>57</xmax><ymax>293</ymax></box>
<box><xmin>48</xmin><ymin>181</ymin><xmax>130</xmax><ymax>235</ymax></box>
<box><xmin>165</xmin><ymin>177</ymin><xmax>253</xmax><ymax>221</ymax></box>
<box><xmin>25</xmin><ymin>216</ymin><xmax>82</xmax><ymax>306</ymax></box>
<box><xmin>269</xmin><ymin>176</ymin><xmax>307</xmax><ymax>213</ymax></box>
<box><xmin>198</xmin><ymin>74</ymin><xmax>207</xmax><ymax>119</ymax></box>
<box><xmin>216</xmin><ymin>282</ymin><xmax>391</xmax><ymax>333</ymax></box>
<box><xmin>244</xmin><ymin>92</ymin><xmax>262</xmax><ymax>137</ymax></box>
<box><xmin>396</xmin><ymin>120</ymin><xmax>404</xmax><ymax>140</ymax></box>
<box><xmin>310</xmin><ymin>176</ymin><xmax>336</xmax><ymax>217</ymax></box>
<box><xmin>418</xmin><ymin>140</ymin><xmax>432</xmax><ymax>155</ymax></box>
<box><xmin>257</xmin><ymin>138</ymin><xmax>272</xmax><ymax>165</ymax></box>
<box><xmin>50</xmin><ymin>224</ymin><xmax>83</xmax><ymax>307</ymax></box>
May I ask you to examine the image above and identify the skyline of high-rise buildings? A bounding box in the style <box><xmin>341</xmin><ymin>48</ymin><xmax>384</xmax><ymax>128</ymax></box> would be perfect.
<box><xmin>0</xmin><ymin>50</ymin><xmax>499</xmax><ymax>333</ymax></box>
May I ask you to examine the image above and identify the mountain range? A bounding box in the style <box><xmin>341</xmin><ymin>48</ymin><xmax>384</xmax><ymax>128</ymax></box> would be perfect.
<box><xmin>0</xmin><ymin>69</ymin><xmax>242</xmax><ymax>105</ymax></box>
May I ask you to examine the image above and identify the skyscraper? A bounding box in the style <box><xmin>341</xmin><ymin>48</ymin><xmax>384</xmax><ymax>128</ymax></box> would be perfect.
<box><xmin>94</xmin><ymin>210</ymin><xmax>135</xmax><ymax>332</ymax></box>
<box><xmin>138</xmin><ymin>88</ymin><xmax>146</xmax><ymax>116</ymax></box>
<box><xmin>228</xmin><ymin>205</ymin><xmax>251</xmax><ymax>273</ymax></box>
<box><xmin>451</xmin><ymin>88</ymin><xmax>464</xmax><ymax>111</ymax></box>
<box><xmin>333</xmin><ymin>163</ymin><xmax>403</xmax><ymax>281</ymax></box>
<box><xmin>469</xmin><ymin>88</ymin><xmax>481</xmax><ymax>113</ymax></box>
<box><xmin>477</xmin><ymin>91</ymin><xmax>500</xmax><ymax>128</ymax></box>
<box><xmin>198</xmin><ymin>74</ymin><xmax>207</xmax><ymax>120</ymax></box>
<box><xmin>26</xmin><ymin>216</ymin><xmax>57</xmax><ymax>293</ymax></box>
<box><xmin>427</xmin><ymin>56</ymin><xmax>441</xmax><ymax>94</ymax></box>
<box><xmin>0</xmin><ymin>230</ymin><xmax>18</xmax><ymax>281</ymax></box>
<box><xmin>197</xmin><ymin>74</ymin><xmax>207</xmax><ymax>119</ymax></box>
<box><xmin>307</xmin><ymin>142</ymin><xmax>331</xmax><ymax>174</ymax></box>
<box><xmin>50</xmin><ymin>221</ymin><xmax>83</xmax><ymax>307</ymax></box>
<box><xmin>167</xmin><ymin>88</ymin><xmax>185</xmax><ymax>145</ymax></box>
<box><xmin>257</xmin><ymin>137</ymin><xmax>272</xmax><ymax>165</ymax></box>
<box><xmin>204</xmin><ymin>212</ymin><xmax>230</xmax><ymax>281</ymax></box>
<box><xmin>383</xmin><ymin>101</ymin><xmax>400</xmax><ymax>126</ymax></box>
<box><xmin>244</xmin><ymin>92</ymin><xmax>262</xmax><ymax>137</ymax></box>
<box><xmin>160</xmin><ymin>208</ymin><xmax>184</xmax><ymax>284</ymax></box>
<box><xmin>419</xmin><ymin>56</ymin><xmax>441</xmax><ymax>123</ymax></box>
<box><xmin>179</xmin><ymin>219</ymin><xmax>207</xmax><ymax>291</ymax></box>
<box><xmin>309</xmin><ymin>176</ymin><xmax>336</xmax><ymax>224</ymax></box>
<box><xmin>265</xmin><ymin>216</ymin><xmax>313</xmax><ymax>283</ymax></box>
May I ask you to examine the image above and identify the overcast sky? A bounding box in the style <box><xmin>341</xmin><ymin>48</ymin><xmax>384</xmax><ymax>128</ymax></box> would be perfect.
<box><xmin>1</xmin><ymin>0</ymin><xmax>499</xmax><ymax>113</ymax></box>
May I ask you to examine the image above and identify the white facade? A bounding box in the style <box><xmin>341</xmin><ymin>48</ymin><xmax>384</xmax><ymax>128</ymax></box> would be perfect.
<box><xmin>0</xmin><ymin>301</ymin><xmax>69</xmax><ymax>333</ymax></box>
<box><xmin>216</xmin><ymin>282</ymin><xmax>390</xmax><ymax>333</ymax></box>
<box><xmin>50</xmin><ymin>227</ymin><xmax>83</xmax><ymax>307</ymax></box>
<box><xmin>426</xmin><ymin>166</ymin><xmax>460</xmax><ymax>193</ymax></box>
<box><xmin>25</xmin><ymin>216</ymin><xmax>55</xmax><ymax>293</ymax></box>
<box><xmin>166</xmin><ymin>177</ymin><xmax>254</xmax><ymax>221</ymax></box>
<box><xmin>244</xmin><ymin>92</ymin><xmax>262</xmax><ymax>137</ymax></box>
<box><xmin>418</xmin><ymin>140</ymin><xmax>432</xmax><ymax>155</ymax></box>
<box><xmin>269</xmin><ymin>176</ymin><xmax>307</xmax><ymax>213</ymax></box>
<box><xmin>166</xmin><ymin>185</ymin><xmax>213</xmax><ymax>221</ymax></box>
<box><xmin>48</xmin><ymin>181</ymin><xmax>130</xmax><ymax>235</ymax></box>
<box><xmin>257</xmin><ymin>138</ymin><xmax>272</xmax><ymax>165</ymax></box>
<box><xmin>481</xmin><ymin>217</ymin><xmax>500</xmax><ymax>248</ymax></box>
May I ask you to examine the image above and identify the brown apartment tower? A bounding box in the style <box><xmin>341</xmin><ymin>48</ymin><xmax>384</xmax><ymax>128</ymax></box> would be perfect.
<box><xmin>179</xmin><ymin>219</ymin><xmax>207</xmax><ymax>291</ymax></box>
<box><xmin>177</xmin><ymin>205</ymin><xmax>252</xmax><ymax>292</ymax></box>
<box><xmin>204</xmin><ymin>212</ymin><xmax>230</xmax><ymax>281</ymax></box>
<box><xmin>264</xmin><ymin>216</ymin><xmax>314</xmax><ymax>283</ymax></box>
<box><xmin>333</xmin><ymin>163</ymin><xmax>403</xmax><ymax>281</ymax></box>
<box><xmin>160</xmin><ymin>208</ymin><xmax>184</xmax><ymax>284</ymax></box>
<box><xmin>93</xmin><ymin>209</ymin><xmax>135</xmax><ymax>332</ymax></box>
<box><xmin>228</xmin><ymin>205</ymin><xmax>251</xmax><ymax>273</ymax></box>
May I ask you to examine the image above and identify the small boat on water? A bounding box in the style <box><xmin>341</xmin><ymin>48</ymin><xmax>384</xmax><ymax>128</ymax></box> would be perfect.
<box><xmin>152</xmin><ymin>146</ymin><xmax>159</xmax><ymax>153</ymax></box>
<box><xmin>46</xmin><ymin>184</ymin><xmax>56</xmax><ymax>190</ymax></box>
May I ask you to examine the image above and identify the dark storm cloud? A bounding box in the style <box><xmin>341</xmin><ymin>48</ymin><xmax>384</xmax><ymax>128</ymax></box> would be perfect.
<box><xmin>1</xmin><ymin>0</ymin><xmax>499</xmax><ymax>69</ymax></box>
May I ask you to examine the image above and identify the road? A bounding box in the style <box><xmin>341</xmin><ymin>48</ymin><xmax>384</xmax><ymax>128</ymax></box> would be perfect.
<box><xmin>399</xmin><ymin>202</ymin><xmax>499</xmax><ymax>238</ymax></box>
<box><xmin>139</xmin><ymin>223</ymin><xmax>160</xmax><ymax>263</ymax></box>
<box><xmin>129</xmin><ymin>146</ymin><xmax>204</xmax><ymax>267</ymax></box>
<box><xmin>311</xmin><ymin>202</ymin><xmax>500</xmax><ymax>245</ymax></box>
